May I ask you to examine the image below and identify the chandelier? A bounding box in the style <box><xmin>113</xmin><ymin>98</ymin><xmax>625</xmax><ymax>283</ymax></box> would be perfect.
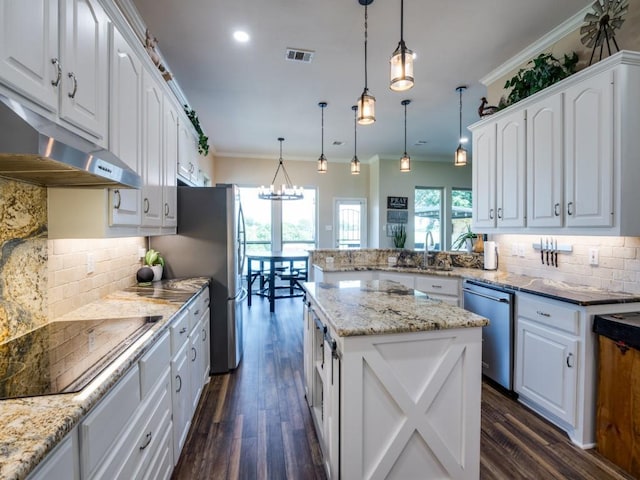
<box><xmin>258</xmin><ymin>138</ymin><xmax>304</xmax><ymax>200</ymax></box>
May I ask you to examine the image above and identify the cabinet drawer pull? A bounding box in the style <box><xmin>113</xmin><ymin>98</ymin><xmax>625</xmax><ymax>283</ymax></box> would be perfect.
<box><xmin>51</xmin><ymin>58</ymin><xmax>61</xmax><ymax>87</ymax></box>
<box><xmin>536</xmin><ymin>310</ymin><xmax>551</xmax><ymax>317</ymax></box>
<box><xmin>139</xmin><ymin>432</ymin><xmax>152</xmax><ymax>450</ymax></box>
<box><xmin>113</xmin><ymin>189</ymin><xmax>121</xmax><ymax>209</ymax></box>
<box><xmin>179</xmin><ymin>327</ymin><xmax>187</xmax><ymax>334</ymax></box>
<box><xmin>143</xmin><ymin>198</ymin><xmax>150</xmax><ymax>213</ymax></box>
<box><xmin>554</xmin><ymin>203</ymin><xmax>560</xmax><ymax>216</ymax></box>
<box><xmin>431</xmin><ymin>284</ymin><xmax>443</xmax><ymax>289</ymax></box>
<box><xmin>175</xmin><ymin>374</ymin><xmax>182</xmax><ymax>393</ymax></box>
<box><xmin>566</xmin><ymin>353</ymin><xmax>574</xmax><ymax>368</ymax></box>
<box><xmin>193</xmin><ymin>309</ymin><xmax>200</xmax><ymax>316</ymax></box>
<box><xmin>497</xmin><ymin>207</ymin><xmax>503</xmax><ymax>219</ymax></box>
<box><xmin>191</xmin><ymin>347</ymin><xmax>197</xmax><ymax>362</ymax></box>
<box><xmin>489</xmin><ymin>208</ymin><xmax>494</xmax><ymax>220</ymax></box>
<box><xmin>202</xmin><ymin>328</ymin><xmax>206</xmax><ymax>341</ymax></box>
<box><xmin>567</xmin><ymin>201</ymin><xmax>574</xmax><ymax>216</ymax></box>
<box><xmin>67</xmin><ymin>72</ymin><xmax>78</xmax><ymax>99</ymax></box>
<box><xmin>164</xmin><ymin>203</ymin><xmax>169</xmax><ymax>216</ymax></box>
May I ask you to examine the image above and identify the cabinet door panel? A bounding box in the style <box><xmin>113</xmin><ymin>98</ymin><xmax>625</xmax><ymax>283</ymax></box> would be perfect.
<box><xmin>163</xmin><ymin>97</ymin><xmax>178</xmax><ymax>227</ymax></box>
<box><xmin>496</xmin><ymin>109</ymin><xmax>526</xmax><ymax>227</ymax></box>
<box><xmin>515</xmin><ymin>318</ymin><xmax>577</xmax><ymax>425</ymax></box>
<box><xmin>472</xmin><ymin>122</ymin><xmax>496</xmax><ymax>229</ymax></box>
<box><xmin>0</xmin><ymin>0</ymin><xmax>58</xmax><ymax>112</ymax></box>
<box><xmin>59</xmin><ymin>0</ymin><xmax>108</xmax><ymax>143</ymax></box>
<box><xmin>527</xmin><ymin>93</ymin><xmax>564</xmax><ymax>227</ymax></box>
<box><xmin>171</xmin><ymin>343</ymin><xmax>191</xmax><ymax>464</ymax></box>
<box><xmin>564</xmin><ymin>70</ymin><xmax>613</xmax><ymax>227</ymax></box>
<box><xmin>141</xmin><ymin>69</ymin><xmax>163</xmax><ymax>227</ymax></box>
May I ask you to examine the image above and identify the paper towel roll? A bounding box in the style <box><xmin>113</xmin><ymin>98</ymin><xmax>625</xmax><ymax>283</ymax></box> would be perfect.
<box><xmin>484</xmin><ymin>241</ymin><xmax>498</xmax><ymax>270</ymax></box>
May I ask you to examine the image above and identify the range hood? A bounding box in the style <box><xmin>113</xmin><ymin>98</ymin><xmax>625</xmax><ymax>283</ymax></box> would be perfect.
<box><xmin>0</xmin><ymin>95</ymin><xmax>141</xmax><ymax>188</ymax></box>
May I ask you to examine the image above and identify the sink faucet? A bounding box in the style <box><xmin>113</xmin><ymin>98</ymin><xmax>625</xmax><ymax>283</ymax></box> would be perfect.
<box><xmin>424</xmin><ymin>231</ymin><xmax>434</xmax><ymax>267</ymax></box>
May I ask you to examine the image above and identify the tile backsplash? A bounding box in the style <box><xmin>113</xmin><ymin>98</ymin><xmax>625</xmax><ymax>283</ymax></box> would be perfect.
<box><xmin>0</xmin><ymin>178</ymin><xmax>145</xmax><ymax>342</ymax></box>
<box><xmin>492</xmin><ymin>234</ymin><xmax>640</xmax><ymax>294</ymax></box>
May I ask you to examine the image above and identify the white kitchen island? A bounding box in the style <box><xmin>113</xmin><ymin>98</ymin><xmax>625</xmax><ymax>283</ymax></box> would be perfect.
<box><xmin>302</xmin><ymin>280</ymin><xmax>488</xmax><ymax>480</ymax></box>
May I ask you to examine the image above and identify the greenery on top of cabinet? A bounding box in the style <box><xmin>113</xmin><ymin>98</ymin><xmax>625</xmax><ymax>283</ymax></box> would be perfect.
<box><xmin>184</xmin><ymin>106</ymin><xmax>210</xmax><ymax>156</ymax></box>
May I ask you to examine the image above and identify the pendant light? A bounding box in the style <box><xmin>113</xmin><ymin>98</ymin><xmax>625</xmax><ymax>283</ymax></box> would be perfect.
<box><xmin>258</xmin><ymin>138</ymin><xmax>304</xmax><ymax>200</ymax></box>
<box><xmin>317</xmin><ymin>102</ymin><xmax>328</xmax><ymax>173</ymax></box>
<box><xmin>400</xmin><ymin>99</ymin><xmax>411</xmax><ymax>172</ymax></box>
<box><xmin>357</xmin><ymin>0</ymin><xmax>375</xmax><ymax>125</ymax></box>
<box><xmin>389</xmin><ymin>0</ymin><xmax>414</xmax><ymax>92</ymax></box>
<box><xmin>454</xmin><ymin>86</ymin><xmax>468</xmax><ymax>167</ymax></box>
<box><xmin>351</xmin><ymin>105</ymin><xmax>361</xmax><ymax>174</ymax></box>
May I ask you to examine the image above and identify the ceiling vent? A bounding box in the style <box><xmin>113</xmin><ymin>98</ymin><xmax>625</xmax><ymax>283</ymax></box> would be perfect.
<box><xmin>285</xmin><ymin>48</ymin><xmax>314</xmax><ymax>63</ymax></box>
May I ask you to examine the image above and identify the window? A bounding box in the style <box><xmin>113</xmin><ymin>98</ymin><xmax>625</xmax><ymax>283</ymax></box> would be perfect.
<box><xmin>239</xmin><ymin>186</ymin><xmax>317</xmax><ymax>252</ymax></box>
<box><xmin>414</xmin><ymin>188</ymin><xmax>442</xmax><ymax>251</ymax></box>
<box><xmin>451</xmin><ymin>189</ymin><xmax>472</xmax><ymax>251</ymax></box>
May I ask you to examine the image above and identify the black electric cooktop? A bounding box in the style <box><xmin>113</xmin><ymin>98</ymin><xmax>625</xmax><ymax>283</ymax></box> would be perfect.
<box><xmin>0</xmin><ymin>316</ymin><xmax>161</xmax><ymax>400</ymax></box>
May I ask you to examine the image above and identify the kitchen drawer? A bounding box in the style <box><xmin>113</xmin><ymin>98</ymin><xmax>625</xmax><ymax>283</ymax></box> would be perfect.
<box><xmin>91</xmin><ymin>371</ymin><xmax>172</xmax><ymax>480</ymax></box>
<box><xmin>139</xmin><ymin>331</ymin><xmax>170</xmax><ymax>399</ymax></box>
<box><xmin>80</xmin><ymin>365</ymin><xmax>140</xmax><ymax>478</ymax></box>
<box><xmin>188</xmin><ymin>288</ymin><xmax>209</xmax><ymax>332</ymax></box>
<box><xmin>170</xmin><ymin>309</ymin><xmax>190</xmax><ymax>354</ymax></box>
<box><xmin>518</xmin><ymin>293</ymin><xmax>579</xmax><ymax>335</ymax></box>
<box><xmin>415</xmin><ymin>276</ymin><xmax>460</xmax><ymax>296</ymax></box>
<box><xmin>141</xmin><ymin>419</ymin><xmax>174</xmax><ymax>480</ymax></box>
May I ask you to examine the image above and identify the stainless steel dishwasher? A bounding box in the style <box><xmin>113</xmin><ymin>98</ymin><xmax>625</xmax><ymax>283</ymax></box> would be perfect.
<box><xmin>463</xmin><ymin>279</ymin><xmax>515</xmax><ymax>391</ymax></box>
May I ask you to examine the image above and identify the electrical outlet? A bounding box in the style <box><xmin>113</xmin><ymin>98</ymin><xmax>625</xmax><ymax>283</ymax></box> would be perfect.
<box><xmin>86</xmin><ymin>253</ymin><xmax>95</xmax><ymax>274</ymax></box>
<box><xmin>388</xmin><ymin>256</ymin><xmax>397</xmax><ymax>266</ymax></box>
<box><xmin>517</xmin><ymin>244</ymin><xmax>525</xmax><ymax>257</ymax></box>
<box><xmin>511</xmin><ymin>244</ymin><xmax>518</xmax><ymax>256</ymax></box>
<box><xmin>138</xmin><ymin>247</ymin><xmax>146</xmax><ymax>259</ymax></box>
<box><xmin>325</xmin><ymin>256</ymin><xmax>334</xmax><ymax>264</ymax></box>
<box><xmin>589</xmin><ymin>248</ymin><xmax>599</xmax><ymax>266</ymax></box>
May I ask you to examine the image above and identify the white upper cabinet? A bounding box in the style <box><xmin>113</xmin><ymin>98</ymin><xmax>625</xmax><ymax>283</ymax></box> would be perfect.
<box><xmin>496</xmin><ymin>108</ymin><xmax>526</xmax><ymax>227</ymax></box>
<box><xmin>471</xmin><ymin>51</ymin><xmax>640</xmax><ymax>235</ymax></box>
<box><xmin>0</xmin><ymin>0</ymin><xmax>59</xmax><ymax>112</ymax></box>
<box><xmin>162</xmin><ymin>96</ymin><xmax>178</xmax><ymax>228</ymax></box>
<box><xmin>564</xmin><ymin>69</ymin><xmax>613</xmax><ymax>228</ymax></box>
<box><xmin>58</xmin><ymin>0</ymin><xmax>109</xmax><ymax>145</ymax></box>
<box><xmin>141</xmin><ymin>68</ymin><xmax>163</xmax><ymax>227</ymax></box>
<box><xmin>109</xmin><ymin>23</ymin><xmax>141</xmax><ymax>227</ymax></box>
<box><xmin>472</xmin><ymin>122</ymin><xmax>497</xmax><ymax>229</ymax></box>
<box><xmin>526</xmin><ymin>92</ymin><xmax>564</xmax><ymax>228</ymax></box>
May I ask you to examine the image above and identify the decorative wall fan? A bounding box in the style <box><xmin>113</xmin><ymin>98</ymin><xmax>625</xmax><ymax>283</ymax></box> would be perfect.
<box><xmin>580</xmin><ymin>0</ymin><xmax>629</xmax><ymax>65</ymax></box>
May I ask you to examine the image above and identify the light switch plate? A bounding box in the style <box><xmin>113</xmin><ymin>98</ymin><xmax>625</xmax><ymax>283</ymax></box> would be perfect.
<box><xmin>511</xmin><ymin>244</ymin><xmax>518</xmax><ymax>256</ymax></box>
<box><xmin>517</xmin><ymin>244</ymin><xmax>525</xmax><ymax>257</ymax></box>
<box><xmin>589</xmin><ymin>248</ymin><xmax>599</xmax><ymax>266</ymax></box>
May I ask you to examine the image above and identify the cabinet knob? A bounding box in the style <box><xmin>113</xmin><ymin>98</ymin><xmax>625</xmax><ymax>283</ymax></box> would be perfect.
<box><xmin>179</xmin><ymin>327</ymin><xmax>187</xmax><ymax>334</ymax></box>
<box><xmin>566</xmin><ymin>352</ymin><xmax>574</xmax><ymax>368</ymax></box>
<box><xmin>67</xmin><ymin>72</ymin><xmax>78</xmax><ymax>99</ymax></box>
<box><xmin>51</xmin><ymin>58</ymin><xmax>61</xmax><ymax>87</ymax></box>
<box><xmin>202</xmin><ymin>328</ymin><xmax>206</xmax><ymax>341</ymax></box>
<box><xmin>554</xmin><ymin>203</ymin><xmax>561</xmax><ymax>216</ymax></box>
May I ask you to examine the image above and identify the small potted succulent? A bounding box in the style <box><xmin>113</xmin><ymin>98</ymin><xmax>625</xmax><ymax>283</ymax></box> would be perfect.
<box><xmin>144</xmin><ymin>248</ymin><xmax>165</xmax><ymax>281</ymax></box>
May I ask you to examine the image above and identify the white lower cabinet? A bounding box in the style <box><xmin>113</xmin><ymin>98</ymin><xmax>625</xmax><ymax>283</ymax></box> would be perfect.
<box><xmin>27</xmin><ymin>428</ymin><xmax>79</xmax><ymax>480</ymax></box>
<box><xmin>415</xmin><ymin>275</ymin><xmax>461</xmax><ymax>306</ymax></box>
<box><xmin>171</xmin><ymin>341</ymin><xmax>191</xmax><ymax>463</ymax></box>
<box><xmin>377</xmin><ymin>271</ymin><xmax>414</xmax><ymax>288</ymax></box>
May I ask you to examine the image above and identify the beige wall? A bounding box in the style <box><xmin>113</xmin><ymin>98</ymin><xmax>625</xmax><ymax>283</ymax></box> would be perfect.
<box><xmin>486</xmin><ymin>0</ymin><xmax>640</xmax><ymax>104</ymax></box>
<box><xmin>375</xmin><ymin>157</ymin><xmax>473</xmax><ymax>249</ymax></box>
<box><xmin>215</xmin><ymin>155</ymin><xmax>370</xmax><ymax>248</ymax></box>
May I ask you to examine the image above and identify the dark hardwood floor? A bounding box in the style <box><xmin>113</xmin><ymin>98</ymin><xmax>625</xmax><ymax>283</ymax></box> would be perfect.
<box><xmin>172</xmin><ymin>296</ymin><xmax>634</xmax><ymax>480</ymax></box>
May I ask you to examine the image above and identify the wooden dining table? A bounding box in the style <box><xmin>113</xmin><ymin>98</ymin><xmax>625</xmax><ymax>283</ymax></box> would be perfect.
<box><xmin>246</xmin><ymin>250</ymin><xmax>309</xmax><ymax>312</ymax></box>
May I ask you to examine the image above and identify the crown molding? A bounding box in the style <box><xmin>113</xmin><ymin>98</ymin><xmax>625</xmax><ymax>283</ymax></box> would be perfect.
<box><xmin>479</xmin><ymin>4</ymin><xmax>592</xmax><ymax>87</ymax></box>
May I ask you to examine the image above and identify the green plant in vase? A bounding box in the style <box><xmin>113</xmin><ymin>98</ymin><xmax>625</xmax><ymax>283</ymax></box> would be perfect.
<box><xmin>144</xmin><ymin>249</ymin><xmax>165</xmax><ymax>281</ymax></box>
<box><xmin>392</xmin><ymin>225</ymin><xmax>407</xmax><ymax>249</ymax></box>
<box><xmin>452</xmin><ymin>225</ymin><xmax>477</xmax><ymax>252</ymax></box>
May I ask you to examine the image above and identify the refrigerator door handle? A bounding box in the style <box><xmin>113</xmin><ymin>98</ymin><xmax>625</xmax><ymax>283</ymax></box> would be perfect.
<box><xmin>238</xmin><ymin>203</ymin><xmax>247</xmax><ymax>274</ymax></box>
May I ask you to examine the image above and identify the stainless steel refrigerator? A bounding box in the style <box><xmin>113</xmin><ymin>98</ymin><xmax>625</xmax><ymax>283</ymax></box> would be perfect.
<box><xmin>152</xmin><ymin>184</ymin><xmax>247</xmax><ymax>374</ymax></box>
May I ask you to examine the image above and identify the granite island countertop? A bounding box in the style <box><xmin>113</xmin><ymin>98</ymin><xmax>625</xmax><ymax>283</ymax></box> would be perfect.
<box><xmin>303</xmin><ymin>279</ymin><xmax>489</xmax><ymax>337</ymax></box>
<box><xmin>0</xmin><ymin>277</ymin><xmax>209</xmax><ymax>480</ymax></box>
<box><xmin>314</xmin><ymin>263</ymin><xmax>640</xmax><ymax>306</ymax></box>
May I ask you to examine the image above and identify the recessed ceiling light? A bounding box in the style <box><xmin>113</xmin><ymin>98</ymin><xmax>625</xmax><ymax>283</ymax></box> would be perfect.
<box><xmin>233</xmin><ymin>31</ymin><xmax>250</xmax><ymax>43</ymax></box>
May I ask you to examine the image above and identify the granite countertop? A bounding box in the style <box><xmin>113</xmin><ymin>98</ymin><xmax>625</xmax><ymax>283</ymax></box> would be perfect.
<box><xmin>303</xmin><ymin>280</ymin><xmax>489</xmax><ymax>337</ymax></box>
<box><xmin>314</xmin><ymin>263</ymin><xmax>640</xmax><ymax>306</ymax></box>
<box><xmin>0</xmin><ymin>277</ymin><xmax>209</xmax><ymax>480</ymax></box>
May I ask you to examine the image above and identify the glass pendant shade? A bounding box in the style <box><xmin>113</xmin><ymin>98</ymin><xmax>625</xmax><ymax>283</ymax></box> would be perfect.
<box><xmin>400</xmin><ymin>153</ymin><xmax>411</xmax><ymax>172</ymax></box>
<box><xmin>317</xmin><ymin>154</ymin><xmax>328</xmax><ymax>173</ymax></box>
<box><xmin>455</xmin><ymin>145</ymin><xmax>467</xmax><ymax>167</ymax></box>
<box><xmin>357</xmin><ymin>91</ymin><xmax>376</xmax><ymax>125</ymax></box>
<box><xmin>390</xmin><ymin>43</ymin><xmax>414</xmax><ymax>92</ymax></box>
<box><xmin>351</xmin><ymin>156</ymin><xmax>361</xmax><ymax>174</ymax></box>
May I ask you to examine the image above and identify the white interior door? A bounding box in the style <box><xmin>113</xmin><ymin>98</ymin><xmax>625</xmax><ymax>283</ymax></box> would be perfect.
<box><xmin>334</xmin><ymin>198</ymin><xmax>367</xmax><ymax>248</ymax></box>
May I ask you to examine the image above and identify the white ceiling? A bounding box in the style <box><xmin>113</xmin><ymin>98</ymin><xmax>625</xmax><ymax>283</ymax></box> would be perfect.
<box><xmin>130</xmin><ymin>0</ymin><xmax>592</xmax><ymax>163</ymax></box>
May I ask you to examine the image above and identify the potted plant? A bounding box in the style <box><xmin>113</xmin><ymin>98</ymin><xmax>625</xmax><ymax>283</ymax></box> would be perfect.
<box><xmin>452</xmin><ymin>225</ymin><xmax>477</xmax><ymax>252</ymax></box>
<box><xmin>144</xmin><ymin>248</ymin><xmax>165</xmax><ymax>281</ymax></box>
<box><xmin>392</xmin><ymin>224</ymin><xmax>407</xmax><ymax>249</ymax></box>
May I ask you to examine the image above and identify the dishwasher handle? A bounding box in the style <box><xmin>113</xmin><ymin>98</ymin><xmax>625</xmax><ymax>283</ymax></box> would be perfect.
<box><xmin>463</xmin><ymin>288</ymin><xmax>510</xmax><ymax>303</ymax></box>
